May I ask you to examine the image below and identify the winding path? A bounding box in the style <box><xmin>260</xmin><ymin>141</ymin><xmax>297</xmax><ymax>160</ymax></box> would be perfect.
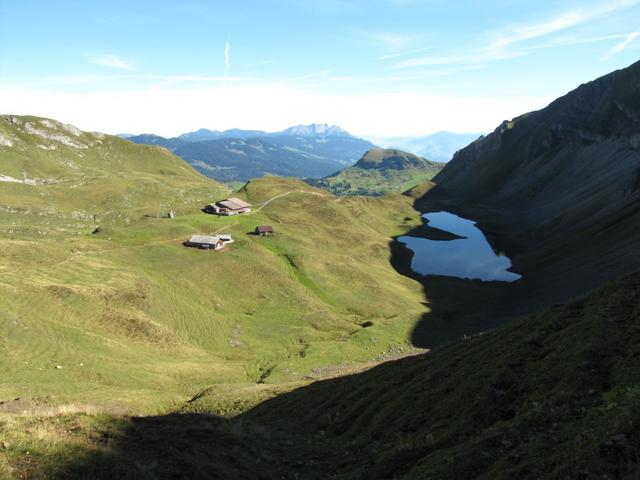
<box><xmin>247</xmin><ymin>189</ymin><xmax>329</xmax><ymax>214</ymax></box>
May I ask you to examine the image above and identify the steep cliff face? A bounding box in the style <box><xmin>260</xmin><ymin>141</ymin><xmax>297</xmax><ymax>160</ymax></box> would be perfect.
<box><xmin>421</xmin><ymin>60</ymin><xmax>640</xmax><ymax>306</ymax></box>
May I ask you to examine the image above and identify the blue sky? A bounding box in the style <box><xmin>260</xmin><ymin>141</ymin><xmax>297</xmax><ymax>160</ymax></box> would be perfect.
<box><xmin>0</xmin><ymin>0</ymin><xmax>638</xmax><ymax>137</ymax></box>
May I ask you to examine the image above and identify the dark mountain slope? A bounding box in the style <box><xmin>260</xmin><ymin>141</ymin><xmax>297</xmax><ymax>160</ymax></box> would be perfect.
<box><xmin>420</xmin><ymin>59</ymin><xmax>640</xmax><ymax>308</ymax></box>
<box><xmin>310</xmin><ymin>148</ymin><xmax>444</xmax><ymax>195</ymax></box>
<box><xmin>244</xmin><ymin>272</ymin><xmax>640</xmax><ymax>479</ymax></box>
<box><xmin>38</xmin><ymin>272</ymin><xmax>640</xmax><ymax>478</ymax></box>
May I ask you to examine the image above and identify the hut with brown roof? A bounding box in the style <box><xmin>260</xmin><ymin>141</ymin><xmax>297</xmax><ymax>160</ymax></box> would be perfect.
<box><xmin>255</xmin><ymin>225</ymin><xmax>273</xmax><ymax>236</ymax></box>
<box><xmin>204</xmin><ymin>197</ymin><xmax>252</xmax><ymax>216</ymax></box>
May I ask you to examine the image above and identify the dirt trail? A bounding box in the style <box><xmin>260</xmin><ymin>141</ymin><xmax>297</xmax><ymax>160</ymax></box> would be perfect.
<box><xmin>248</xmin><ymin>189</ymin><xmax>329</xmax><ymax>213</ymax></box>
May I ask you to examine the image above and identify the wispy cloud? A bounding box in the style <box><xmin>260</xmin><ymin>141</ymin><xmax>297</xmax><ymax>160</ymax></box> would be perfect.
<box><xmin>87</xmin><ymin>54</ymin><xmax>135</xmax><ymax>70</ymax></box>
<box><xmin>387</xmin><ymin>0</ymin><xmax>640</xmax><ymax>69</ymax></box>
<box><xmin>359</xmin><ymin>31</ymin><xmax>417</xmax><ymax>50</ymax></box>
<box><xmin>487</xmin><ymin>0</ymin><xmax>640</xmax><ymax>50</ymax></box>
<box><xmin>378</xmin><ymin>46</ymin><xmax>432</xmax><ymax>60</ymax></box>
<box><xmin>526</xmin><ymin>32</ymin><xmax>635</xmax><ymax>50</ymax></box>
<box><xmin>605</xmin><ymin>31</ymin><xmax>640</xmax><ymax>55</ymax></box>
<box><xmin>390</xmin><ymin>49</ymin><xmax>524</xmax><ymax>69</ymax></box>
<box><xmin>224</xmin><ymin>41</ymin><xmax>231</xmax><ymax>77</ymax></box>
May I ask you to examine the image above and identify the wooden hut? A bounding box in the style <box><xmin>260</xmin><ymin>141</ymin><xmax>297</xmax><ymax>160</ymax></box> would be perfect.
<box><xmin>255</xmin><ymin>225</ymin><xmax>273</xmax><ymax>236</ymax></box>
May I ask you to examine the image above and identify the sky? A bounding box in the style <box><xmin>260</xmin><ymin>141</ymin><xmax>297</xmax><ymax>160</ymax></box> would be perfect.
<box><xmin>0</xmin><ymin>0</ymin><xmax>639</xmax><ymax>138</ymax></box>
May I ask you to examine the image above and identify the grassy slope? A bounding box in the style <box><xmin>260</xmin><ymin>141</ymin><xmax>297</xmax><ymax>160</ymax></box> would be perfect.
<box><xmin>0</xmin><ymin>115</ymin><xmax>230</xmax><ymax>242</ymax></box>
<box><xmin>0</xmin><ymin>117</ymin><xmax>428</xmax><ymax>412</ymax></box>
<box><xmin>3</xmin><ymin>272</ymin><xmax>639</xmax><ymax>479</ymax></box>
<box><xmin>311</xmin><ymin>148</ymin><xmax>444</xmax><ymax>196</ymax></box>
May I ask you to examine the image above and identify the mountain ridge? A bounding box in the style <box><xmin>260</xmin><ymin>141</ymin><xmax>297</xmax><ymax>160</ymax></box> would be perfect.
<box><xmin>128</xmin><ymin>125</ymin><xmax>375</xmax><ymax>183</ymax></box>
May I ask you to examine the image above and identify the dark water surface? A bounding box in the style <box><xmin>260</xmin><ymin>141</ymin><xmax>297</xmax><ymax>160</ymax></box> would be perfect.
<box><xmin>399</xmin><ymin>211</ymin><xmax>521</xmax><ymax>282</ymax></box>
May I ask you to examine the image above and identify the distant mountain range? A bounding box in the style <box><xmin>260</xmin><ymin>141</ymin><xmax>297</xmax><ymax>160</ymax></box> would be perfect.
<box><xmin>371</xmin><ymin>131</ymin><xmax>483</xmax><ymax>162</ymax></box>
<box><xmin>308</xmin><ymin>148</ymin><xmax>445</xmax><ymax>196</ymax></box>
<box><xmin>126</xmin><ymin>124</ymin><xmax>375</xmax><ymax>183</ymax></box>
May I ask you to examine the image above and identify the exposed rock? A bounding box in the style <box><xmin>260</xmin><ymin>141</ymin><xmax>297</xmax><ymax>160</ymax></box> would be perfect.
<box><xmin>0</xmin><ymin>175</ymin><xmax>39</xmax><ymax>185</ymax></box>
<box><xmin>24</xmin><ymin>122</ymin><xmax>88</xmax><ymax>149</ymax></box>
<box><xmin>0</xmin><ymin>133</ymin><xmax>13</xmax><ymax>147</ymax></box>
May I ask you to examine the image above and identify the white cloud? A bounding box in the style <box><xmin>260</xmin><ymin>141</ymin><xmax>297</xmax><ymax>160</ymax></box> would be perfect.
<box><xmin>224</xmin><ymin>41</ymin><xmax>230</xmax><ymax>77</ymax></box>
<box><xmin>487</xmin><ymin>0</ymin><xmax>640</xmax><ymax>49</ymax></box>
<box><xmin>378</xmin><ymin>46</ymin><xmax>432</xmax><ymax>60</ymax></box>
<box><xmin>0</xmin><ymin>83</ymin><xmax>551</xmax><ymax>138</ymax></box>
<box><xmin>526</xmin><ymin>32</ymin><xmax>635</xmax><ymax>50</ymax></box>
<box><xmin>605</xmin><ymin>31</ymin><xmax>640</xmax><ymax>55</ymax></box>
<box><xmin>389</xmin><ymin>0</ymin><xmax>640</xmax><ymax>69</ymax></box>
<box><xmin>390</xmin><ymin>49</ymin><xmax>525</xmax><ymax>69</ymax></box>
<box><xmin>87</xmin><ymin>54</ymin><xmax>135</xmax><ymax>70</ymax></box>
<box><xmin>359</xmin><ymin>31</ymin><xmax>418</xmax><ymax>50</ymax></box>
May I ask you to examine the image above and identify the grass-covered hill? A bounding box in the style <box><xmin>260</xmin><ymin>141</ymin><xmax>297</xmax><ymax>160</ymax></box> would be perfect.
<box><xmin>309</xmin><ymin>148</ymin><xmax>444</xmax><ymax>196</ymax></box>
<box><xmin>0</xmin><ymin>116</ymin><xmax>442</xmax><ymax>477</ymax></box>
<box><xmin>4</xmin><ymin>269</ymin><xmax>639</xmax><ymax>479</ymax></box>
<box><xmin>0</xmin><ymin>115</ymin><xmax>229</xmax><ymax>233</ymax></box>
<box><xmin>0</xmin><ymin>118</ymin><xmax>430</xmax><ymax>413</ymax></box>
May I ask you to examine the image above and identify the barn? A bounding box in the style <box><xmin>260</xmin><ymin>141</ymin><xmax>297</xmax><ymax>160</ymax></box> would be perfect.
<box><xmin>204</xmin><ymin>197</ymin><xmax>252</xmax><ymax>216</ymax></box>
<box><xmin>255</xmin><ymin>225</ymin><xmax>273</xmax><ymax>236</ymax></box>
<box><xmin>183</xmin><ymin>235</ymin><xmax>225</xmax><ymax>250</ymax></box>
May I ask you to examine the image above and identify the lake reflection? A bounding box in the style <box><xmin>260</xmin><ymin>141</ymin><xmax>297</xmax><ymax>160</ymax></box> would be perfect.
<box><xmin>399</xmin><ymin>211</ymin><xmax>521</xmax><ymax>282</ymax></box>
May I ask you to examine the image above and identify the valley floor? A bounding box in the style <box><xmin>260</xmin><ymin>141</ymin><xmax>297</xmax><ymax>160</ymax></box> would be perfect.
<box><xmin>0</xmin><ymin>177</ymin><xmax>429</xmax><ymax>413</ymax></box>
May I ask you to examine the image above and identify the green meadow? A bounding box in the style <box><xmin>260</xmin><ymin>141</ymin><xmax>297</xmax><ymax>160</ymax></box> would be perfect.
<box><xmin>0</xmin><ymin>117</ymin><xmax>429</xmax><ymax>414</ymax></box>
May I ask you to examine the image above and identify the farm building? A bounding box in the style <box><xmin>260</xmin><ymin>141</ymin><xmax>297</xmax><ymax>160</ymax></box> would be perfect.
<box><xmin>255</xmin><ymin>225</ymin><xmax>273</xmax><ymax>236</ymax></box>
<box><xmin>183</xmin><ymin>235</ymin><xmax>225</xmax><ymax>250</ymax></box>
<box><xmin>204</xmin><ymin>197</ymin><xmax>252</xmax><ymax>216</ymax></box>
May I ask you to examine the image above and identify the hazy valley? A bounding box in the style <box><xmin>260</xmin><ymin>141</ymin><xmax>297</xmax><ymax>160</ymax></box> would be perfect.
<box><xmin>127</xmin><ymin>124</ymin><xmax>376</xmax><ymax>184</ymax></box>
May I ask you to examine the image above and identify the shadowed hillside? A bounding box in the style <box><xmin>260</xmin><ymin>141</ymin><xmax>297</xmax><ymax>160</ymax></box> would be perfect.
<box><xmin>416</xmin><ymin>59</ymin><xmax>640</xmax><ymax>313</ymax></box>
<box><xmin>243</xmin><ymin>272</ymin><xmax>640</xmax><ymax>479</ymax></box>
